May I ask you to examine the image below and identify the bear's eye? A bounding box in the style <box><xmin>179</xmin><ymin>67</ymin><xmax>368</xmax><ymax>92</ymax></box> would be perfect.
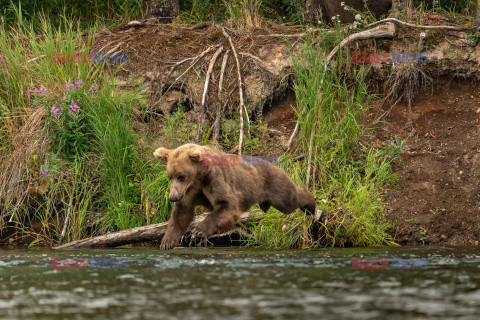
<box><xmin>177</xmin><ymin>175</ymin><xmax>185</xmax><ymax>182</ymax></box>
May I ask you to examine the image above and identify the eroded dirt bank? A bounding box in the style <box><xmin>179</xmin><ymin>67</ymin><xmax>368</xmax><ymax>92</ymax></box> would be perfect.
<box><xmin>380</xmin><ymin>78</ymin><xmax>480</xmax><ymax>246</ymax></box>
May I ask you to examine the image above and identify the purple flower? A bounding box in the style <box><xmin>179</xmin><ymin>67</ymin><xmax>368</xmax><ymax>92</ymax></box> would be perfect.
<box><xmin>389</xmin><ymin>141</ymin><xmax>395</xmax><ymax>146</ymax></box>
<box><xmin>0</xmin><ymin>54</ymin><xmax>3</xmax><ymax>62</ymax></box>
<box><xmin>88</xmin><ymin>84</ymin><xmax>98</xmax><ymax>92</ymax></box>
<box><xmin>29</xmin><ymin>87</ymin><xmax>48</xmax><ymax>96</ymax></box>
<box><xmin>40</xmin><ymin>168</ymin><xmax>49</xmax><ymax>175</ymax></box>
<box><xmin>76</xmin><ymin>79</ymin><xmax>85</xmax><ymax>87</ymax></box>
<box><xmin>69</xmin><ymin>104</ymin><xmax>80</xmax><ymax>112</ymax></box>
<box><xmin>50</xmin><ymin>105</ymin><xmax>63</xmax><ymax>115</ymax></box>
<box><xmin>65</xmin><ymin>83</ymin><xmax>75</xmax><ymax>90</ymax></box>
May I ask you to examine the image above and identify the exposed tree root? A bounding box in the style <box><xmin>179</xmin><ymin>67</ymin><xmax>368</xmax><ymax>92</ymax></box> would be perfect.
<box><xmin>197</xmin><ymin>46</ymin><xmax>224</xmax><ymax>140</ymax></box>
<box><xmin>214</xmin><ymin>50</ymin><xmax>230</xmax><ymax>141</ymax></box>
<box><xmin>365</xmin><ymin>17</ymin><xmax>477</xmax><ymax>31</ymax></box>
<box><xmin>220</xmin><ymin>26</ymin><xmax>249</xmax><ymax>155</ymax></box>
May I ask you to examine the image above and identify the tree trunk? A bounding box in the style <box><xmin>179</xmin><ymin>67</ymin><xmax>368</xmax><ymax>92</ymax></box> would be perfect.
<box><xmin>148</xmin><ymin>0</ymin><xmax>180</xmax><ymax>22</ymax></box>
<box><xmin>54</xmin><ymin>211</ymin><xmax>260</xmax><ymax>250</ymax></box>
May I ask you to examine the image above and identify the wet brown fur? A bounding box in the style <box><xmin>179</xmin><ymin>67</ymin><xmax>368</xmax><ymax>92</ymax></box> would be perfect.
<box><xmin>153</xmin><ymin>143</ymin><xmax>316</xmax><ymax>249</ymax></box>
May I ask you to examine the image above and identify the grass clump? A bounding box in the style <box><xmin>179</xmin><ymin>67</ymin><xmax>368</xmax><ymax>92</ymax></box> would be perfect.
<box><xmin>246</xmin><ymin>31</ymin><xmax>401</xmax><ymax>248</ymax></box>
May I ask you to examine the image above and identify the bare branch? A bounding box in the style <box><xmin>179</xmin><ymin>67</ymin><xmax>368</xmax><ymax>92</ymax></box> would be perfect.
<box><xmin>214</xmin><ymin>50</ymin><xmax>230</xmax><ymax>141</ymax></box>
<box><xmin>196</xmin><ymin>46</ymin><xmax>224</xmax><ymax>141</ymax></box>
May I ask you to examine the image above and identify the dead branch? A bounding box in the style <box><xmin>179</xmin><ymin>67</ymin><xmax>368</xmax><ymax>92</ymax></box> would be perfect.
<box><xmin>163</xmin><ymin>45</ymin><xmax>219</xmax><ymax>95</ymax></box>
<box><xmin>196</xmin><ymin>46</ymin><xmax>224</xmax><ymax>141</ymax></box>
<box><xmin>287</xmin><ymin>16</ymin><xmax>472</xmax><ymax>149</ymax></box>
<box><xmin>214</xmin><ymin>50</ymin><xmax>230</xmax><ymax>141</ymax></box>
<box><xmin>57</xmin><ymin>197</ymin><xmax>73</xmax><ymax>246</ymax></box>
<box><xmin>8</xmin><ymin>189</ymin><xmax>28</xmax><ymax>223</ymax></box>
<box><xmin>164</xmin><ymin>56</ymin><xmax>195</xmax><ymax>80</ymax></box>
<box><xmin>256</xmin><ymin>28</ymin><xmax>330</xmax><ymax>38</ymax></box>
<box><xmin>220</xmin><ymin>27</ymin><xmax>249</xmax><ymax>155</ymax></box>
<box><xmin>239</xmin><ymin>52</ymin><xmax>262</xmax><ymax>63</ymax></box>
<box><xmin>365</xmin><ymin>17</ymin><xmax>476</xmax><ymax>30</ymax></box>
<box><xmin>105</xmin><ymin>42</ymin><xmax>124</xmax><ymax>55</ymax></box>
<box><xmin>54</xmin><ymin>211</ymin><xmax>262</xmax><ymax>249</ymax></box>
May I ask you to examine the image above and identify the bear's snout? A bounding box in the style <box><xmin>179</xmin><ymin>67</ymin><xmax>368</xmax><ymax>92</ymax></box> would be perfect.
<box><xmin>169</xmin><ymin>194</ymin><xmax>181</xmax><ymax>202</ymax></box>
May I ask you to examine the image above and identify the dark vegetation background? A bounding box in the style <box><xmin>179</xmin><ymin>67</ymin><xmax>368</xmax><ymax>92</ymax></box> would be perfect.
<box><xmin>0</xmin><ymin>0</ymin><xmax>476</xmax><ymax>29</ymax></box>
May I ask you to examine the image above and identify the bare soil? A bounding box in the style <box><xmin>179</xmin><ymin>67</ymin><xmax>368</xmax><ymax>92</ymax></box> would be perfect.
<box><xmin>379</xmin><ymin>78</ymin><xmax>480</xmax><ymax>246</ymax></box>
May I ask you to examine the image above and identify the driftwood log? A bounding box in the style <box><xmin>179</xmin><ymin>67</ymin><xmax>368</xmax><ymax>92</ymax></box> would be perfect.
<box><xmin>54</xmin><ymin>211</ymin><xmax>261</xmax><ymax>249</ymax></box>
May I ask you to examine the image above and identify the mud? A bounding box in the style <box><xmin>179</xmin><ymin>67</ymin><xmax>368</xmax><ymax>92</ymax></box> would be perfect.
<box><xmin>379</xmin><ymin>78</ymin><xmax>480</xmax><ymax>246</ymax></box>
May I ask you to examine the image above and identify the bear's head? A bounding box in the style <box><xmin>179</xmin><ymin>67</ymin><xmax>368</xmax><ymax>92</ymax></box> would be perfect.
<box><xmin>154</xmin><ymin>144</ymin><xmax>204</xmax><ymax>202</ymax></box>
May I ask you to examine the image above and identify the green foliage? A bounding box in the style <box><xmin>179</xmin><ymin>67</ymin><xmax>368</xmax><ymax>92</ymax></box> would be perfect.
<box><xmin>180</xmin><ymin>0</ymin><xmax>304</xmax><ymax>24</ymax></box>
<box><xmin>0</xmin><ymin>13</ymin><xmax>172</xmax><ymax>245</ymax></box>
<box><xmin>406</xmin><ymin>218</ymin><xmax>418</xmax><ymax>225</ymax></box>
<box><xmin>163</xmin><ymin>109</ymin><xmax>197</xmax><ymax>147</ymax></box>
<box><xmin>246</xmin><ymin>208</ymin><xmax>315</xmax><ymax>249</ymax></box>
<box><xmin>380</xmin><ymin>136</ymin><xmax>406</xmax><ymax>163</ymax></box>
<box><xmin>41</xmin><ymin>82</ymin><xmax>96</xmax><ymax>161</ymax></box>
<box><xmin>413</xmin><ymin>0</ymin><xmax>478</xmax><ymax>15</ymax></box>
<box><xmin>465</xmin><ymin>32</ymin><xmax>480</xmax><ymax>42</ymax></box>
<box><xmin>0</xmin><ymin>0</ymin><xmax>145</xmax><ymax>30</ymax></box>
<box><xmin>247</xmin><ymin>30</ymin><xmax>399</xmax><ymax>248</ymax></box>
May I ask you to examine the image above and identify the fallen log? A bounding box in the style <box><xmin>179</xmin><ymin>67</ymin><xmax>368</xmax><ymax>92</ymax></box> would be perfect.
<box><xmin>54</xmin><ymin>211</ymin><xmax>261</xmax><ymax>250</ymax></box>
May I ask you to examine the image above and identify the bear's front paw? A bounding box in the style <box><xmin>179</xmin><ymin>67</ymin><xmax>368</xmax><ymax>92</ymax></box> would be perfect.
<box><xmin>160</xmin><ymin>234</ymin><xmax>181</xmax><ymax>250</ymax></box>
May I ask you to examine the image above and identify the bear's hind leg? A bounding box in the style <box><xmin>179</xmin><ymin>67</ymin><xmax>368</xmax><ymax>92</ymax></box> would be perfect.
<box><xmin>270</xmin><ymin>186</ymin><xmax>316</xmax><ymax>215</ymax></box>
<box><xmin>298</xmin><ymin>186</ymin><xmax>316</xmax><ymax>215</ymax></box>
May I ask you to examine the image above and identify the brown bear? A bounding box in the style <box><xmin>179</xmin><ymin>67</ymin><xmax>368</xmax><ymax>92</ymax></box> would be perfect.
<box><xmin>154</xmin><ymin>143</ymin><xmax>316</xmax><ymax>249</ymax></box>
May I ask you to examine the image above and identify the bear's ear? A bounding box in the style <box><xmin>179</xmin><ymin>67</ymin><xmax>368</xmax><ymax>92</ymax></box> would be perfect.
<box><xmin>189</xmin><ymin>147</ymin><xmax>203</xmax><ymax>163</ymax></box>
<box><xmin>153</xmin><ymin>147</ymin><xmax>172</xmax><ymax>162</ymax></box>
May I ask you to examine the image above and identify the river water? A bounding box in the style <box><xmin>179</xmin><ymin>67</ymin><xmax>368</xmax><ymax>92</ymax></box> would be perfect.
<box><xmin>1</xmin><ymin>246</ymin><xmax>479</xmax><ymax>319</ymax></box>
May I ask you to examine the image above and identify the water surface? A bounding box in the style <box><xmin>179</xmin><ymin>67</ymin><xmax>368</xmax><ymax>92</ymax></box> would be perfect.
<box><xmin>1</xmin><ymin>246</ymin><xmax>480</xmax><ymax>319</ymax></box>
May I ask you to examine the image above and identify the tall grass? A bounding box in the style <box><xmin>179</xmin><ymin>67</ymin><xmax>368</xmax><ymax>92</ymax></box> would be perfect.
<box><xmin>0</xmin><ymin>12</ymin><xmax>171</xmax><ymax>245</ymax></box>
<box><xmin>247</xmin><ymin>31</ymin><xmax>399</xmax><ymax>248</ymax></box>
<box><xmin>0</xmin><ymin>0</ymin><xmax>145</xmax><ymax>31</ymax></box>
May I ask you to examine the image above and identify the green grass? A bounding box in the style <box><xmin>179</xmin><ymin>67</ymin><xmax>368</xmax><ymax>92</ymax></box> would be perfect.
<box><xmin>246</xmin><ymin>29</ymin><xmax>400</xmax><ymax>248</ymax></box>
<box><xmin>0</xmin><ymin>12</ymin><xmax>172</xmax><ymax>245</ymax></box>
<box><xmin>0</xmin><ymin>0</ymin><xmax>145</xmax><ymax>31</ymax></box>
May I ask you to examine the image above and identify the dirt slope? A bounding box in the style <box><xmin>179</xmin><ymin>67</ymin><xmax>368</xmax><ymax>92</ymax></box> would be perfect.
<box><xmin>380</xmin><ymin>78</ymin><xmax>480</xmax><ymax>246</ymax></box>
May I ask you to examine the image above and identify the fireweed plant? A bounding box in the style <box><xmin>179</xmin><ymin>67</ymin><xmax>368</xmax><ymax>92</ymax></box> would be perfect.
<box><xmin>35</xmin><ymin>80</ymin><xmax>98</xmax><ymax>161</ymax></box>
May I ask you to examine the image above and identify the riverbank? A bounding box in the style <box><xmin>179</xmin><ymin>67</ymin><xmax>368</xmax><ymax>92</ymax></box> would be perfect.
<box><xmin>1</xmin><ymin>4</ymin><xmax>479</xmax><ymax>248</ymax></box>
